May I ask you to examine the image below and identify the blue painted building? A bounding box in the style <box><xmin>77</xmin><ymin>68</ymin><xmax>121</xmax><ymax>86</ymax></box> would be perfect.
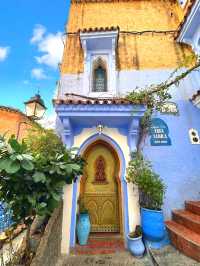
<box><xmin>54</xmin><ymin>0</ymin><xmax>200</xmax><ymax>254</ymax></box>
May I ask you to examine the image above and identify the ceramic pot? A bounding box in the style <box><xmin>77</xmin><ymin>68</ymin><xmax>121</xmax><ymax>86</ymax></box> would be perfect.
<box><xmin>141</xmin><ymin>207</ymin><xmax>165</xmax><ymax>242</ymax></box>
<box><xmin>127</xmin><ymin>234</ymin><xmax>145</xmax><ymax>257</ymax></box>
<box><xmin>77</xmin><ymin>212</ymin><xmax>91</xmax><ymax>245</ymax></box>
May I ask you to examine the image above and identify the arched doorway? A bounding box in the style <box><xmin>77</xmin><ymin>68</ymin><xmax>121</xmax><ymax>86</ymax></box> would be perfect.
<box><xmin>80</xmin><ymin>140</ymin><xmax>123</xmax><ymax>233</ymax></box>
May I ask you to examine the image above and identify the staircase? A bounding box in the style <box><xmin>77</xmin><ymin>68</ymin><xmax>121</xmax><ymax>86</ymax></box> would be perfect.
<box><xmin>71</xmin><ymin>233</ymin><xmax>125</xmax><ymax>255</ymax></box>
<box><xmin>166</xmin><ymin>201</ymin><xmax>200</xmax><ymax>262</ymax></box>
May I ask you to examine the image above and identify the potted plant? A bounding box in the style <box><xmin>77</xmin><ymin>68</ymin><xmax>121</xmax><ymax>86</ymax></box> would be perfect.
<box><xmin>127</xmin><ymin>152</ymin><xmax>166</xmax><ymax>243</ymax></box>
<box><xmin>76</xmin><ymin>199</ymin><xmax>91</xmax><ymax>245</ymax></box>
<box><xmin>127</xmin><ymin>225</ymin><xmax>145</xmax><ymax>257</ymax></box>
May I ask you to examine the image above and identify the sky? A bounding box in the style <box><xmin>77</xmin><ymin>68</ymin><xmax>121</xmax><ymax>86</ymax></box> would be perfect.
<box><xmin>0</xmin><ymin>0</ymin><xmax>70</xmax><ymax>117</ymax></box>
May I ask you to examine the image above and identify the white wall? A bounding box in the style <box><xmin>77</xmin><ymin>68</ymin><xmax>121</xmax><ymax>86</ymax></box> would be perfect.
<box><xmin>58</xmin><ymin>68</ymin><xmax>199</xmax><ymax>100</ymax></box>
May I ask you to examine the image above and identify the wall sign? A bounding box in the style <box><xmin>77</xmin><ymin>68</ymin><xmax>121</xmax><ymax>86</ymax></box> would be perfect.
<box><xmin>160</xmin><ymin>102</ymin><xmax>179</xmax><ymax>115</ymax></box>
<box><xmin>150</xmin><ymin>118</ymin><xmax>172</xmax><ymax>146</ymax></box>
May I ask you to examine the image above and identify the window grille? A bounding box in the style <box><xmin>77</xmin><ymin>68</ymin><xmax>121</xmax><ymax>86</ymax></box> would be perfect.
<box><xmin>93</xmin><ymin>65</ymin><xmax>107</xmax><ymax>92</ymax></box>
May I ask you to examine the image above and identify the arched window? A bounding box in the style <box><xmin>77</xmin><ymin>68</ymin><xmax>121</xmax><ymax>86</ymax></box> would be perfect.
<box><xmin>93</xmin><ymin>59</ymin><xmax>107</xmax><ymax>92</ymax></box>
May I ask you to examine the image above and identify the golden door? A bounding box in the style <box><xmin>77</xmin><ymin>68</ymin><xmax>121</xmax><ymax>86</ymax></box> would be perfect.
<box><xmin>81</xmin><ymin>141</ymin><xmax>120</xmax><ymax>232</ymax></box>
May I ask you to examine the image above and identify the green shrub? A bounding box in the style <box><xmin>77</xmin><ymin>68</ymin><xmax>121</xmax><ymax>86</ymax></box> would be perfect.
<box><xmin>0</xmin><ymin>131</ymin><xmax>85</xmax><ymax>224</ymax></box>
<box><xmin>127</xmin><ymin>152</ymin><xmax>166</xmax><ymax>210</ymax></box>
<box><xmin>129</xmin><ymin>225</ymin><xmax>142</xmax><ymax>238</ymax></box>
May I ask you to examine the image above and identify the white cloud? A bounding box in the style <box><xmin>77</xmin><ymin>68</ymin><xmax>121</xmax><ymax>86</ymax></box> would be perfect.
<box><xmin>39</xmin><ymin>113</ymin><xmax>56</xmax><ymax>129</ymax></box>
<box><xmin>0</xmin><ymin>46</ymin><xmax>10</xmax><ymax>62</ymax></box>
<box><xmin>30</xmin><ymin>24</ymin><xmax>46</xmax><ymax>44</ymax></box>
<box><xmin>31</xmin><ymin>24</ymin><xmax>64</xmax><ymax>69</ymax></box>
<box><xmin>31</xmin><ymin>68</ymin><xmax>47</xmax><ymax>80</ymax></box>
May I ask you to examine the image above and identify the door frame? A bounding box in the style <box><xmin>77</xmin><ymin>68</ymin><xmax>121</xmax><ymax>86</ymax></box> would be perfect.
<box><xmin>69</xmin><ymin>133</ymin><xmax>129</xmax><ymax>247</ymax></box>
<box><xmin>80</xmin><ymin>139</ymin><xmax>123</xmax><ymax>234</ymax></box>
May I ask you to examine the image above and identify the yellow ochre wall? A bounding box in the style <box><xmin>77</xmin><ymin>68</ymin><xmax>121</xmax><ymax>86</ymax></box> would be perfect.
<box><xmin>61</xmin><ymin>0</ymin><xmax>194</xmax><ymax>74</ymax></box>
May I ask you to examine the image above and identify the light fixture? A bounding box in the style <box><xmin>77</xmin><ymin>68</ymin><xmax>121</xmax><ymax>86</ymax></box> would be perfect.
<box><xmin>16</xmin><ymin>94</ymin><xmax>47</xmax><ymax>140</ymax></box>
<box><xmin>24</xmin><ymin>94</ymin><xmax>47</xmax><ymax>120</ymax></box>
<box><xmin>97</xmin><ymin>124</ymin><xmax>104</xmax><ymax>135</ymax></box>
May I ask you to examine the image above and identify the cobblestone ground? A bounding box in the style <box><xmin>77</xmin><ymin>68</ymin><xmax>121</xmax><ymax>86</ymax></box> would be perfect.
<box><xmin>56</xmin><ymin>252</ymin><xmax>153</xmax><ymax>266</ymax></box>
<box><xmin>150</xmin><ymin>245</ymin><xmax>200</xmax><ymax>266</ymax></box>
<box><xmin>56</xmin><ymin>246</ymin><xmax>200</xmax><ymax>266</ymax></box>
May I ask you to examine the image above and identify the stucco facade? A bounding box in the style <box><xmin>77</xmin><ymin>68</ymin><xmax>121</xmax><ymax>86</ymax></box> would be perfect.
<box><xmin>55</xmin><ymin>0</ymin><xmax>200</xmax><ymax>255</ymax></box>
<box><xmin>0</xmin><ymin>106</ymin><xmax>34</xmax><ymax>140</ymax></box>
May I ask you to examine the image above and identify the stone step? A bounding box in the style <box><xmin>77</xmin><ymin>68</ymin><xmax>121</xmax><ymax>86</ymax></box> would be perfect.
<box><xmin>71</xmin><ymin>247</ymin><xmax>122</xmax><ymax>255</ymax></box>
<box><xmin>166</xmin><ymin>220</ymin><xmax>200</xmax><ymax>262</ymax></box>
<box><xmin>87</xmin><ymin>238</ymin><xmax>124</xmax><ymax>248</ymax></box>
<box><xmin>89</xmin><ymin>232</ymin><xmax>122</xmax><ymax>239</ymax></box>
<box><xmin>71</xmin><ymin>238</ymin><xmax>125</xmax><ymax>255</ymax></box>
<box><xmin>172</xmin><ymin>209</ymin><xmax>200</xmax><ymax>234</ymax></box>
<box><xmin>185</xmin><ymin>201</ymin><xmax>200</xmax><ymax>216</ymax></box>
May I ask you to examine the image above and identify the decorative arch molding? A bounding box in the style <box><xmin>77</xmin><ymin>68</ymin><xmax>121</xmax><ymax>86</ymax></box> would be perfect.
<box><xmin>69</xmin><ymin>133</ymin><xmax>130</xmax><ymax>247</ymax></box>
<box><xmin>92</xmin><ymin>56</ymin><xmax>107</xmax><ymax>70</ymax></box>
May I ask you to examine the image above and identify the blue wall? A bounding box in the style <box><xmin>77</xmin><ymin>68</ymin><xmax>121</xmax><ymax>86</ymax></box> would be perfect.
<box><xmin>143</xmin><ymin>100</ymin><xmax>200</xmax><ymax>219</ymax></box>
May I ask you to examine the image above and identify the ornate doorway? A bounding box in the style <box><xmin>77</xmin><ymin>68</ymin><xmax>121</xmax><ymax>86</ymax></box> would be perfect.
<box><xmin>80</xmin><ymin>140</ymin><xmax>122</xmax><ymax>233</ymax></box>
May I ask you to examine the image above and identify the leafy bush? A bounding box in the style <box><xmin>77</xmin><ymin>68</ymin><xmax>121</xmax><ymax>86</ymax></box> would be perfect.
<box><xmin>127</xmin><ymin>152</ymin><xmax>166</xmax><ymax>210</ymax></box>
<box><xmin>25</xmin><ymin>128</ymin><xmax>65</xmax><ymax>159</ymax></box>
<box><xmin>0</xmin><ymin>131</ymin><xmax>85</xmax><ymax>225</ymax></box>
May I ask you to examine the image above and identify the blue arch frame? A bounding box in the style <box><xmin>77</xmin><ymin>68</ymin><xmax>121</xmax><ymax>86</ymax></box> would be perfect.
<box><xmin>69</xmin><ymin>133</ymin><xmax>130</xmax><ymax>247</ymax></box>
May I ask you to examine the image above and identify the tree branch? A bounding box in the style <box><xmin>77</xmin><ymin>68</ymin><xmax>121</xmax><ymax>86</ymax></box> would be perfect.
<box><xmin>148</xmin><ymin>61</ymin><xmax>200</xmax><ymax>96</ymax></box>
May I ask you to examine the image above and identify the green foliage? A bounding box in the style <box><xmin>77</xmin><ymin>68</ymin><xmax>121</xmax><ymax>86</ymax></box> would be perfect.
<box><xmin>127</xmin><ymin>152</ymin><xmax>166</xmax><ymax>210</ymax></box>
<box><xmin>25</xmin><ymin>128</ymin><xmax>65</xmax><ymax>158</ymax></box>
<box><xmin>129</xmin><ymin>225</ymin><xmax>142</xmax><ymax>238</ymax></box>
<box><xmin>78</xmin><ymin>198</ymin><xmax>88</xmax><ymax>214</ymax></box>
<box><xmin>126</xmin><ymin>57</ymin><xmax>200</xmax><ymax>143</ymax></box>
<box><xmin>0</xmin><ymin>130</ymin><xmax>85</xmax><ymax>225</ymax></box>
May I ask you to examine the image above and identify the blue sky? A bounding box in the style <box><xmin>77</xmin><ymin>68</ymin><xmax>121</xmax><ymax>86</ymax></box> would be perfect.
<box><xmin>0</xmin><ymin>0</ymin><xmax>70</xmax><ymax>116</ymax></box>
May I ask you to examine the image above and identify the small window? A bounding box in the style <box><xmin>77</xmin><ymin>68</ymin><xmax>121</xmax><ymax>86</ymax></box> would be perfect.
<box><xmin>93</xmin><ymin>64</ymin><xmax>107</xmax><ymax>92</ymax></box>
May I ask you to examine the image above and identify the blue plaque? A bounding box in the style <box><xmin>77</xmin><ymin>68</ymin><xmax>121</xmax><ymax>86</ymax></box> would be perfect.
<box><xmin>150</xmin><ymin>118</ymin><xmax>171</xmax><ymax>146</ymax></box>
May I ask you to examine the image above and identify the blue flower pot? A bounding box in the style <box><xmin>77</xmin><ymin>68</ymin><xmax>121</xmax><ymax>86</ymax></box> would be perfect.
<box><xmin>127</xmin><ymin>234</ymin><xmax>145</xmax><ymax>258</ymax></box>
<box><xmin>77</xmin><ymin>212</ymin><xmax>91</xmax><ymax>245</ymax></box>
<box><xmin>141</xmin><ymin>207</ymin><xmax>165</xmax><ymax>242</ymax></box>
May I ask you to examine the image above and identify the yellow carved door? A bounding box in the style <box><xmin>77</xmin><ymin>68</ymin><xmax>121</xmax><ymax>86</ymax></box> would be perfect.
<box><xmin>81</xmin><ymin>141</ymin><xmax>120</xmax><ymax>232</ymax></box>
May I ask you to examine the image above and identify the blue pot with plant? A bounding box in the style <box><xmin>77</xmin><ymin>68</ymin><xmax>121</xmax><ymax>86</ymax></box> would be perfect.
<box><xmin>127</xmin><ymin>152</ymin><xmax>166</xmax><ymax>244</ymax></box>
<box><xmin>127</xmin><ymin>225</ymin><xmax>145</xmax><ymax>257</ymax></box>
<box><xmin>141</xmin><ymin>207</ymin><xmax>165</xmax><ymax>241</ymax></box>
<box><xmin>77</xmin><ymin>199</ymin><xmax>91</xmax><ymax>245</ymax></box>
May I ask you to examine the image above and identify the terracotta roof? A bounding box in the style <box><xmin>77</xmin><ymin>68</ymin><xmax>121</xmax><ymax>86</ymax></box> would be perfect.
<box><xmin>0</xmin><ymin>106</ymin><xmax>33</xmax><ymax>121</ymax></box>
<box><xmin>53</xmin><ymin>93</ymin><xmax>144</xmax><ymax>105</ymax></box>
<box><xmin>80</xmin><ymin>26</ymin><xmax>119</xmax><ymax>34</ymax></box>
<box><xmin>191</xmin><ymin>90</ymin><xmax>200</xmax><ymax>101</ymax></box>
<box><xmin>175</xmin><ymin>0</ymin><xmax>197</xmax><ymax>39</ymax></box>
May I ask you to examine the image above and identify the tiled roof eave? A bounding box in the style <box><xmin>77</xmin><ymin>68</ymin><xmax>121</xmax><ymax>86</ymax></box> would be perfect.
<box><xmin>53</xmin><ymin>93</ymin><xmax>146</xmax><ymax>106</ymax></box>
<box><xmin>79</xmin><ymin>26</ymin><xmax>119</xmax><ymax>34</ymax></box>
